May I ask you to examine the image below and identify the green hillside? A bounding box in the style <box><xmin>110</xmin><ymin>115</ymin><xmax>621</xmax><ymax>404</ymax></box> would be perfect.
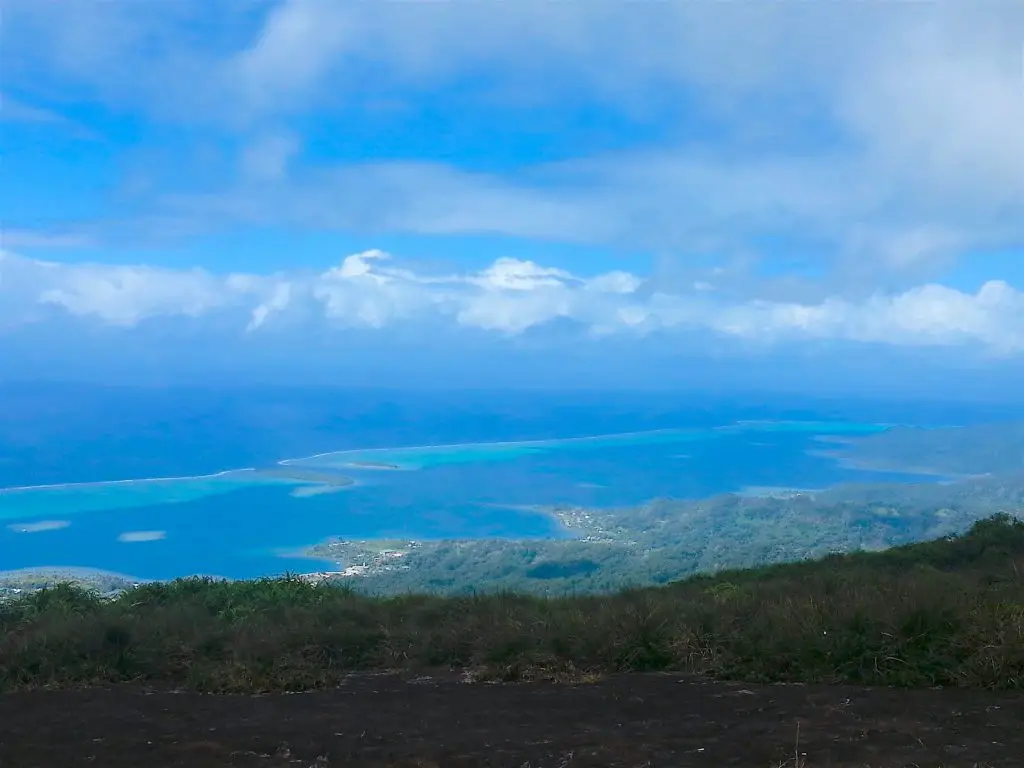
<box><xmin>3</xmin><ymin>513</ymin><xmax>1022</xmax><ymax>693</ymax></box>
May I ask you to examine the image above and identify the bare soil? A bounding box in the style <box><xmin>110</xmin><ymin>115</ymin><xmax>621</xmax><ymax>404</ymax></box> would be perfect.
<box><xmin>1</xmin><ymin>673</ymin><xmax>1021</xmax><ymax>768</ymax></box>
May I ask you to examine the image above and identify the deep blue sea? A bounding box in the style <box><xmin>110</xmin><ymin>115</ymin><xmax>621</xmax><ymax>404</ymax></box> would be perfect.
<box><xmin>0</xmin><ymin>385</ymin><xmax>1008</xmax><ymax>581</ymax></box>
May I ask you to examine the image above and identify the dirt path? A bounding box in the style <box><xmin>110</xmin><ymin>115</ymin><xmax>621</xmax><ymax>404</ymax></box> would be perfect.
<box><xmin>1</xmin><ymin>673</ymin><xmax>1021</xmax><ymax>767</ymax></box>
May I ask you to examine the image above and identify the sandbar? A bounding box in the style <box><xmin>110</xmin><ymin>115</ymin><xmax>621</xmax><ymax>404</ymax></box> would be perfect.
<box><xmin>290</xmin><ymin>484</ymin><xmax>352</xmax><ymax>498</ymax></box>
<box><xmin>118</xmin><ymin>530</ymin><xmax>166</xmax><ymax>543</ymax></box>
<box><xmin>256</xmin><ymin>468</ymin><xmax>357</xmax><ymax>486</ymax></box>
<box><xmin>7</xmin><ymin>520</ymin><xmax>71</xmax><ymax>533</ymax></box>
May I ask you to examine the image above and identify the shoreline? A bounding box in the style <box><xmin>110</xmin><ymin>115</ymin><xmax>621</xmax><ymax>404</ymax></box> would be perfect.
<box><xmin>1</xmin><ymin>427</ymin><xmax>700</xmax><ymax>493</ymax></box>
<box><xmin>0</xmin><ymin>467</ymin><xmax>358</xmax><ymax>496</ymax></box>
<box><xmin>1</xmin><ymin>419</ymin><xmax>890</xmax><ymax>495</ymax></box>
<box><xmin>277</xmin><ymin>427</ymin><xmax>697</xmax><ymax>466</ymax></box>
<box><xmin>2</xmin><ymin>470</ymin><xmax>998</xmax><ymax>593</ymax></box>
<box><xmin>0</xmin><ymin>468</ymin><xmax>258</xmax><ymax>494</ymax></box>
<box><xmin>735</xmin><ymin>485</ymin><xmax>822</xmax><ymax>498</ymax></box>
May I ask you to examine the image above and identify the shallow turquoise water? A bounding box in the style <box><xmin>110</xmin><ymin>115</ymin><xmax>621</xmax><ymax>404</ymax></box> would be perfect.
<box><xmin>1</xmin><ymin>421</ymin><xmax>886</xmax><ymax>522</ymax></box>
<box><xmin>290</xmin><ymin>428</ymin><xmax>711</xmax><ymax>471</ymax></box>
<box><xmin>0</xmin><ymin>472</ymin><xmax>299</xmax><ymax>522</ymax></box>
<box><xmin>0</xmin><ymin>417</ymin><xmax>925</xmax><ymax>582</ymax></box>
<box><xmin>287</xmin><ymin>422</ymin><xmax>878</xmax><ymax>471</ymax></box>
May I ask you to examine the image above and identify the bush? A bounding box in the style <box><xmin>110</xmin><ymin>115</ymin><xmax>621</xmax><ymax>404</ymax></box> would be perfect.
<box><xmin>1</xmin><ymin>515</ymin><xmax>1022</xmax><ymax>692</ymax></box>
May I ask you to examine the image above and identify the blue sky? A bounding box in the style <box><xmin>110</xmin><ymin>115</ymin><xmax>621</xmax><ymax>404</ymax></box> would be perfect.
<box><xmin>1</xmin><ymin>1</ymin><xmax>1023</xmax><ymax>394</ymax></box>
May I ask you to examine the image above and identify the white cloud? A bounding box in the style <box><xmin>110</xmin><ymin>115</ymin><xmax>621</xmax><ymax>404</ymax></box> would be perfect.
<box><xmin>3</xmin><ymin>249</ymin><xmax>1024</xmax><ymax>355</ymax></box>
<box><xmin>470</xmin><ymin>259</ymin><xmax>576</xmax><ymax>292</ymax></box>
<box><xmin>0</xmin><ymin>251</ymin><xmax>274</xmax><ymax>327</ymax></box>
<box><xmin>2</xmin><ymin>1</ymin><xmax>1020</xmax><ymax>282</ymax></box>
<box><xmin>246</xmin><ymin>281</ymin><xmax>292</xmax><ymax>332</ymax></box>
<box><xmin>698</xmin><ymin>282</ymin><xmax>1024</xmax><ymax>355</ymax></box>
<box><xmin>312</xmin><ymin>252</ymin><xmax>438</xmax><ymax>328</ymax></box>
<box><xmin>838</xmin><ymin>11</ymin><xmax>1024</xmax><ymax>205</ymax></box>
<box><xmin>37</xmin><ymin>264</ymin><xmax>236</xmax><ymax>326</ymax></box>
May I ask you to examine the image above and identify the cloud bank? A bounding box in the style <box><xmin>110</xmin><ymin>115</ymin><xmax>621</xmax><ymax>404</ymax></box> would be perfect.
<box><xmin>2</xmin><ymin>1</ymin><xmax>1021</xmax><ymax>288</ymax></box>
<box><xmin>3</xmin><ymin>249</ymin><xmax>1023</xmax><ymax>355</ymax></box>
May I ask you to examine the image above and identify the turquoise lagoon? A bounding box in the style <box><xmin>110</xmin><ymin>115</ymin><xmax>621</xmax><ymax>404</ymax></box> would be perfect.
<box><xmin>0</xmin><ymin>420</ymin><xmax>927</xmax><ymax>581</ymax></box>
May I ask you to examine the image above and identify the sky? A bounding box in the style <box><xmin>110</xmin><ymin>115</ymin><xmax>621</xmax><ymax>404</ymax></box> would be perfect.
<box><xmin>1</xmin><ymin>1</ymin><xmax>1023</xmax><ymax>396</ymax></box>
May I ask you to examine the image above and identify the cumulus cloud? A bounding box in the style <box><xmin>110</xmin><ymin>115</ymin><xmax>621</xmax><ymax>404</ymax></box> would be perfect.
<box><xmin>246</xmin><ymin>281</ymin><xmax>292</xmax><ymax>332</ymax></box>
<box><xmin>696</xmin><ymin>282</ymin><xmax>1024</xmax><ymax>355</ymax></box>
<box><xmin>35</xmin><ymin>261</ymin><xmax>248</xmax><ymax>326</ymax></box>
<box><xmin>3</xmin><ymin>249</ymin><xmax>1023</xmax><ymax>355</ymax></box>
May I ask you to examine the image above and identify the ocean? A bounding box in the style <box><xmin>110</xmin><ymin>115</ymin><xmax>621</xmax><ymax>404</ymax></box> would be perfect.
<box><xmin>0</xmin><ymin>385</ymin><xmax>997</xmax><ymax>581</ymax></box>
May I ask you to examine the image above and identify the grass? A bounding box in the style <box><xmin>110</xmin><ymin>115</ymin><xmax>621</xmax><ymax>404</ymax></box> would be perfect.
<box><xmin>1</xmin><ymin>513</ymin><xmax>1022</xmax><ymax>693</ymax></box>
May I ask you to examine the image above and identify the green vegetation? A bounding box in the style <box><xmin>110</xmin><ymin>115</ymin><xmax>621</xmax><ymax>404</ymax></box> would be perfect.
<box><xmin>3</xmin><ymin>514</ymin><xmax>1022</xmax><ymax>693</ymax></box>
<box><xmin>310</xmin><ymin>473</ymin><xmax>1024</xmax><ymax>595</ymax></box>
<box><xmin>0</xmin><ymin>567</ymin><xmax>140</xmax><ymax>597</ymax></box>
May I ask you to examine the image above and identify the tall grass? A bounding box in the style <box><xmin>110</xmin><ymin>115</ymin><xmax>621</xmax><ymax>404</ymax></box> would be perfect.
<box><xmin>2</xmin><ymin>514</ymin><xmax>1022</xmax><ymax>692</ymax></box>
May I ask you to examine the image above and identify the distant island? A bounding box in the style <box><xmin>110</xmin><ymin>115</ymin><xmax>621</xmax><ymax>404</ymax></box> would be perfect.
<box><xmin>0</xmin><ymin>566</ymin><xmax>147</xmax><ymax>597</ymax></box>
<box><xmin>301</xmin><ymin>470</ymin><xmax>1024</xmax><ymax>595</ymax></box>
<box><xmin>5</xmin><ymin>513</ymin><xmax>1024</xmax><ymax>696</ymax></box>
<box><xmin>300</xmin><ymin>421</ymin><xmax>1024</xmax><ymax>595</ymax></box>
<box><xmin>5</xmin><ymin>420</ymin><xmax>1024</xmax><ymax>598</ymax></box>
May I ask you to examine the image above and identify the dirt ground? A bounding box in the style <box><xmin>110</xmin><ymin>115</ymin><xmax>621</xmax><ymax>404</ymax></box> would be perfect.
<box><xmin>1</xmin><ymin>672</ymin><xmax>1021</xmax><ymax>768</ymax></box>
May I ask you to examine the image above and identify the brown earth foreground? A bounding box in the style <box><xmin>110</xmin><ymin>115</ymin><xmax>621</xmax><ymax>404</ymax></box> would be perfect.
<box><xmin>1</xmin><ymin>673</ymin><xmax>1022</xmax><ymax>768</ymax></box>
